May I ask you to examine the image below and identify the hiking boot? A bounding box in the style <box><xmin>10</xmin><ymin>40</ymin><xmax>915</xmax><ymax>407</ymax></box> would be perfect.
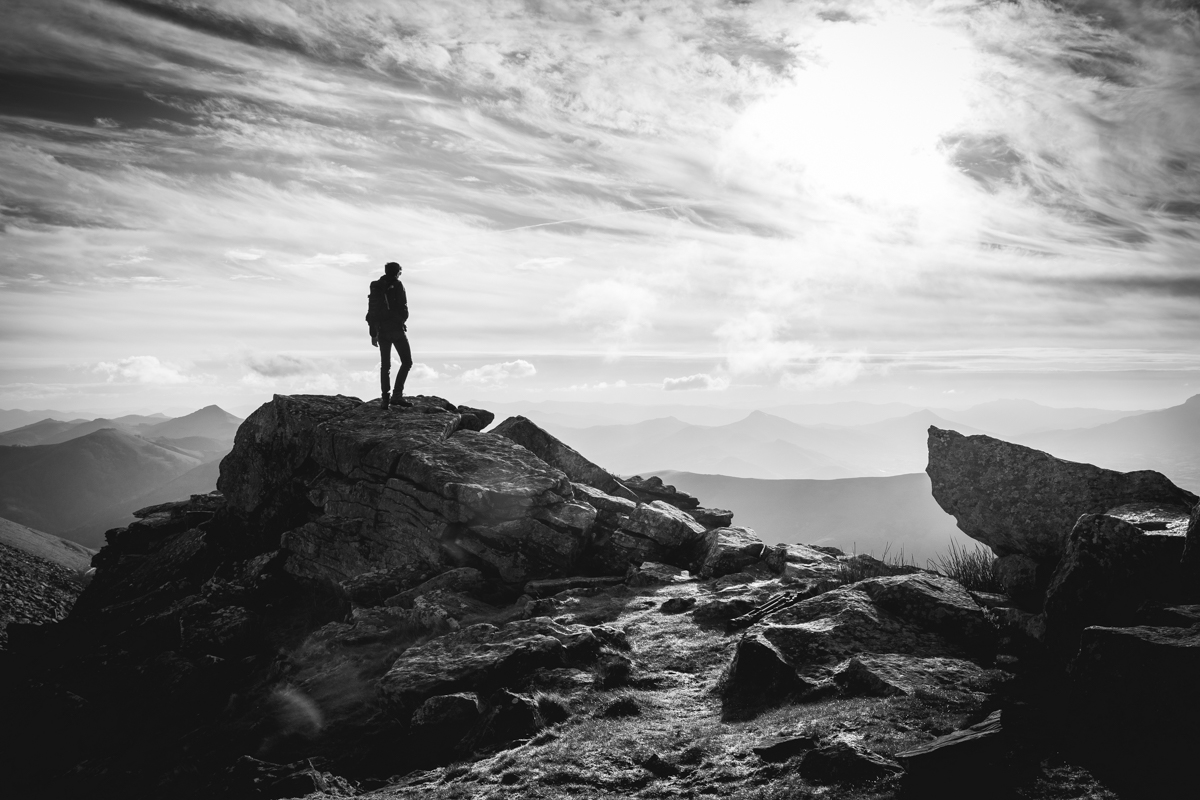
<box><xmin>380</xmin><ymin>392</ymin><xmax>390</xmax><ymax>411</ymax></box>
<box><xmin>392</xmin><ymin>395</ymin><xmax>413</xmax><ymax>408</ymax></box>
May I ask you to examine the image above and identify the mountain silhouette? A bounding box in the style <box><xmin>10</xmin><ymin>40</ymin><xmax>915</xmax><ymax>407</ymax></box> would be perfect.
<box><xmin>144</xmin><ymin>405</ymin><xmax>241</xmax><ymax>440</ymax></box>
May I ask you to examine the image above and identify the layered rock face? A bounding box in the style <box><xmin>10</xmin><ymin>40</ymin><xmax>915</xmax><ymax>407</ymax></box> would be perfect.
<box><xmin>216</xmin><ymin>397</ymin><xmax>758</xmax><ymax>590</ymax></box>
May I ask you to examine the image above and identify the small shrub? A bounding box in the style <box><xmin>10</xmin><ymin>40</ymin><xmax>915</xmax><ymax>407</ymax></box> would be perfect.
<box><xmin>534</xmin><ymin>691</ymin><xmax>572</xmax><ymax>725</ymax></box>
<box><xmin>928</xmin><ymin>540</ymin><xmax>1001</xmax><ymax>593</ymax></box>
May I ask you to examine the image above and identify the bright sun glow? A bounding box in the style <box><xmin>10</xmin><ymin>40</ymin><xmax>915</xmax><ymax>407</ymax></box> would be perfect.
<box><xmin>727</xmin><ymin>16</ymin><xmax>979</xmax><ymax>209</ymax></box>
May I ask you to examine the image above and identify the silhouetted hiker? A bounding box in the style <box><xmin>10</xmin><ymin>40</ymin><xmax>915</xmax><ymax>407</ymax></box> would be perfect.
<box><xmin>366</xmin><ymin>261</ymin><xmax>412</xmax><ymax>410</ymax></box>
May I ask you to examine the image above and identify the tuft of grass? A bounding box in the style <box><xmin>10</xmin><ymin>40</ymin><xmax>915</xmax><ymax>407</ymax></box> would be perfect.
<box><xmin>927</xmin><ymin>540</ymin><xmax>1001</xmax><ymax>593</ymax></box>
<box><xmin>534</xmin><ymin>691</ymin><xmax>572</xmax><ymax>725</ymax></box>
<box><xmin>836</xmin><ymin>543</ymin><xmax>922</xmax><ymax>584</ymax></box>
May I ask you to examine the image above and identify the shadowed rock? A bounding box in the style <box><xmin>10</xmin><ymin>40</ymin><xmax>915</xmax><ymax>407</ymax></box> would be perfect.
<box><xmin>926</xmin><ymin>426</ymin><xmax>1195</xmax><ymax>563</ymax></box>
<box><xmin>1043</xmin><ymin>513</ymin><xmax>1187</xmax><ymax>656</ymax></box>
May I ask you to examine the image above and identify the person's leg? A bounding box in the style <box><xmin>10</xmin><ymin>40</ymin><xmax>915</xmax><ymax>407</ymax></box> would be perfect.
<box><xmin>379</xmin><ymin>336</ymin><xmax>392</xmax><ymax>400</ymax></box>
<box><xmin>393</xmin><ymin>332</ymin><xmax>413</xmax><ymax>397</ymax></box>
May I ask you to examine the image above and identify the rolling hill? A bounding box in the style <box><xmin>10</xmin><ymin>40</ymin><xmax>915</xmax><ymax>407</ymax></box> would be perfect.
<box><xmin>0</xmin><ymin>418</ymin><xmax>89</xmax><ymax>446</ymax></box>
<box><xmin>0</xmin><ymin>516</ymin><xmax>95</xmax><ymax>573</ymax></box>
<box><xmin>651</xmin><ymin>470</ymin><xmax>977</xmax><ymax>565</ymax></box>
<box><xmin>0</xmin><ymin>429</ymin><xmax>202</xmax><ymax>547</ymax></box>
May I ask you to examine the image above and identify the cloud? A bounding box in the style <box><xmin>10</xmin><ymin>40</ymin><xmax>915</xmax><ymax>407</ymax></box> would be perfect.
<box><xmin>515</xmin><ymin>257</ymin><xmax>572</xmax><ymax>271</ymax></box>
<box><xmin>460</xmin><ymin>359</ymin><xmax>537</xmax><ymax>384</ymax></box>
<box><xmin>245</xmin><ymin>354</ymin><xmax>318</xmax><ymax>378</ymax></box>
<box><xmin>663</xmin><ymin>373</ymin><xmax>728</xmax><ymax>392</ymax></box>
<box><xmin>565</xmin><ymin>280</ymin><xmax>657</xmax><ymax>350</ymax></box>
<box><xmin>94</xmin><ymin>356</ymin><xmax>189</xmax><ymax>384</ymax></box>
<box><xmin>225</xmin><ymin>249</ymin><xmax>265</xmax><ymax>261</ymax></box>
<box><xmin>409</xmin><ymin>363</ymin><xmax>442</xmax><ymax>382</ymax></box>
<box><xmin>780</xmin><ymin>352</ymin><xmax>868</xmax><ymax>391</ymax></box>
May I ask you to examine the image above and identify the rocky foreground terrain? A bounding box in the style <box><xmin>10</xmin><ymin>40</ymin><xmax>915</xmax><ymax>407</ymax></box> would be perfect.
<box><xmin>2</xmin><ymin>394</ymin><xmax>1198</xmax><ymax>799</ymax></box>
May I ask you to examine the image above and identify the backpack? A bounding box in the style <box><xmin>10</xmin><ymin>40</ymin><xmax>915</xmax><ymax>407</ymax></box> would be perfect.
<box><xmin>366</xmin><ymin>277</ymin><xmax>408</xmax><ymax>329</ymax></box>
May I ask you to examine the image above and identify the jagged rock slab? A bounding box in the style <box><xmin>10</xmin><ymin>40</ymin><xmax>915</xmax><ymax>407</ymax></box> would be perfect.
<box><xmin>492</xmin><ymin>416</ymin><xmax>637</xmax><ymax>501</ymax></box>
<box><xmin>926</xmin><ymin>426</ymin><xmax>1196</xmax><ymax>563</ymax></box>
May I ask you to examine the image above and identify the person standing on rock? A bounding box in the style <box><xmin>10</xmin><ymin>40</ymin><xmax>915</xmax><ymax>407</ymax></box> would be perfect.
<box><xmin>366</xmin><ymin>261</ymin><xmax>413</xmax><ymax>410</ymax></box>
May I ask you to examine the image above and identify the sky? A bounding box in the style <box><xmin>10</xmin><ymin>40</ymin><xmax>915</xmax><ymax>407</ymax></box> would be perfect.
<box><xmin>2</xmin><ymin>0</ymin><xmax>1199</xmax><ymax>416</ymax></box>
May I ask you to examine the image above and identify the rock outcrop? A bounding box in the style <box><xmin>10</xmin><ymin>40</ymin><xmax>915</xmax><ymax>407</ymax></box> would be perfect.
<box><xmin>7</xmin><ymin>393</ymin><xmax>1190</xmax><ymax>800</ymax></box>
<box><xmin>927</xmin><ymin>426</ymin><xmax>1195</xmax><ymax>563</ymax></box>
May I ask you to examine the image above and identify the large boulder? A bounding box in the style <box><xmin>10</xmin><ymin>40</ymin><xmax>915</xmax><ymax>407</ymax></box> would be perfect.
<box><xmin>926</xmin><ymin>426</ymin><xmax>1195</xmax><ymax>563</ymax></box>
<box><xmin>218</xmin><ymin>395</ymin><xmax>594</xmax><ymax>588</ymax></box>
<box><xmin>491</xmin><ymin>416</ymin><xmax>637</xmax><ymax>502</ymax></box>
<box><xmin>1043</xmin><ymin>513</ymin><xmax>1187</xmax><ymax>656</ymax></box>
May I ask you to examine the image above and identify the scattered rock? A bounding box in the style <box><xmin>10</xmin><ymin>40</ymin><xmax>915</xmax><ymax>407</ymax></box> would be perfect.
<box><xmin>459</xmin><ymin>689</ymin><xmax>544</xmax><ymax>754</ymax></box>
<box><xmin>926</xmin><ymin>426</ymin><xmax>1196</xmax><ymax>563</ymax></box>
<box><xmin>698</xmin><ymin>527</ymin><xmax>786</xmax><ymax>579</ymax></box>
<box><xmin>753</xmin><ymin>734</ymin><xmax>818</xmax><ymax>762</ymax></box>
<box><xmin>598</xmin><ymin>695</ymin><xmax>641</xmax><ymax>718</ymax></box>
<box><xmin>659</xmin><ymin>597</ymin><xmax>696</xmax><ymax>614</ymax></box>
<box><xmin>626</xmin><ymin>561</ymin><xmax>690</xmax><ymax>587</ymax></box>
<box><xmin>692</xmin><ymin>596</ymin><xmax>757</xmax><ymax>626</ymax></box>
<box><xmin>799</xmin><ymin>737</ymin><xmax>902</xmax><ymax>784</ymax></box>
<box><xmin>623</xmin><ymin>475</ymin><xmax>701</xmax><ymax>510</ymax></box>
<box><xmin>641</xmin><ymin>753</ymin><xmax>680</xmax><ymax>778</ymax></box>
<box><xmin>896</xmin><ymin>710</ymin><xmax>1006</xmax><ymax>791</ymax></box>
<box><xmin>688</xmin><ymin>507</ymin><xmax>734</xmax><ymax>528</ymax></box>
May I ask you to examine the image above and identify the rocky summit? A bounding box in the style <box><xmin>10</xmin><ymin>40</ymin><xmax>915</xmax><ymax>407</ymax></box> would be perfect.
<box><xmin>1</xmin><ymin>396</ymin><xmax>1197</xmax><ymax>799</ymax></box>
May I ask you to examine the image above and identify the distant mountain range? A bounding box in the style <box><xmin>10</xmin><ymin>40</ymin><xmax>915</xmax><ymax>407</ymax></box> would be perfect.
<box><xmin>542</xmin><ymin>409</ymin><xmax>991</xmax><ymax>479</ymax></box>
<box><xmin>522</xmin><ymin>396</ymin><xmax>1198</xmax><ymax>491</ymax></box>
<box><xmin>652</xmin><ymin>470</ymin><xmax>974</xmax><ymax>565</ymax></box>
<box><xmin>478</xmin><ymin>397</ymin><xmax>1146</xmax><ymax>435</ymax></box>
<box><xmin>1018</xmin><ymin>395</ymin><xmax>1200</xmax><ymax>490</ymax></box>
<box><xmin>0</xmin><ymin>405</ymin><xmax>241</xmax><ymax>548</ymax></box>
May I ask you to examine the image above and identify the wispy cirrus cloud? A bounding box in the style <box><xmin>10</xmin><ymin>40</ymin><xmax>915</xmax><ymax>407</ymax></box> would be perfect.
<box><xmin>0</xmin><ymin>0</ymin><xmax>1197</xmax><ymax>410</ymax></box>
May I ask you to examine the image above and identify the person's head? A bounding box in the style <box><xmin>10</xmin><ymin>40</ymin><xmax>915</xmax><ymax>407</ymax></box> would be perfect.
<box><xmin>384</xmin><ymin>261</ymin><xmax>401</xmax><ymax>277</ymax></box>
